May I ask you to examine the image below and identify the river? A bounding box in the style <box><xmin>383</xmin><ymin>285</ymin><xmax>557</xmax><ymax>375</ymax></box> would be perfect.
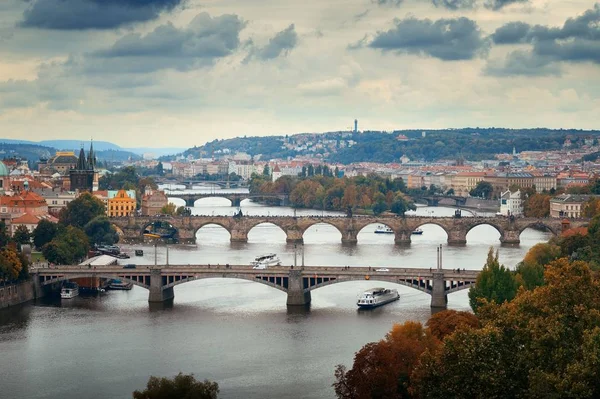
<box><xmin>0</xmin><ymin>188</ymin><xmax>551</xmax><ymax>399</ymax></box>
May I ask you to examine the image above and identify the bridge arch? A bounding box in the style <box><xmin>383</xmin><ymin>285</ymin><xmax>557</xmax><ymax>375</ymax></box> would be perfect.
<box><xmin>300</xmin><ymin>220</ymin><xmax>345</xmax><ymax>240</ymax></box>
<box><xmin>191</xmin><ymin>196</ymin><xmax>235</xmax><ymax>207</ymax></box>
<box><xmin>141</xmin><ymin>220</ymin><xmax>180</xmax><ymax>240</ymax></box>
<box><xmin>307</xmin><ymin>276</ymin><xmax>433</xmax><ymax>294</ymax></box>
<box><xmin>411</xmin><ymin>221</ymin><xmax>451</xmax><ymax>237</ymax></box>
<box><xmin>192</xmin><ymin>221</ymin><xmax>233</xmax><ymax>236</ymax></box>
<box><xmin>39</xmin><ymin>274</ymin><xmax>150</xmax><ymax>290</ymax></box>
<box><xmin>464</xmin><ymin>220</ymin><xmax>505</xmax><ymax>237</ymax></box>
<box><xmin>518</xmin><ymin>221</ymin><xmax>558</xmax><ymax>237</ymax></box>
<box><xmin>246</xmin><ymin>221</ymin><xmax>288</xmax><ymax>242</ymax></box>
<box><xmin>356</xmin><ymin>222</ymin><xmax>395</xmax><ymax>235</ymax></box>
<box><xmin>164</xmin><ymin>275</ymin><xmax>288</xmax><ymax>293</ymax></box>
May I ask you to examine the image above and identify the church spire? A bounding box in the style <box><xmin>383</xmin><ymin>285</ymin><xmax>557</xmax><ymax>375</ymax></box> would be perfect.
<box><xmin>87</xmin><ymin>140</ymin><xmax>95</xmax><ymax>170</ymax></box>
<box><xmin>77</xmin><ymin>146</ymin><xmax>88</xmax><ymax>170</ymax></box>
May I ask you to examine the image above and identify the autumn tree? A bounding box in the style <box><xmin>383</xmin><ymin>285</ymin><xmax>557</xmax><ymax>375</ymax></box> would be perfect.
<box><xmin>426</xmin><ymin>310</ymin><xmax>479</xmax><ymax>341</ymax></box>
<box><xmin>468</xmin><ymin>247</ymin><xmax>518</xmax><ymax>312</ymax></box>
<box><xmin>160</xmin><ymin>203</ymin><xmax>177</xmax><ymax>215</ymax></box>
<box><xmin>333</xmin><ymin>321</ymin><xmax>437</xmax><ymax>399</ymax></box>
<box><xmin>133</xmin><ymin>373</ymin><xmax>219</xmax><ymax>399</ymax></box>
<box><xmin>523</xmin><ymin>193</ymin><xmax>551</xmax><ymax>217</ymax></box>
<box><xmin>413</xmin><ymin>258</ymin><xmax>600</xmax><ymax>398</ymax></box>
<box><xmin>0</xmin><ymin>247</ymin><xmax>23</xmax><ymax>280</ymax></box>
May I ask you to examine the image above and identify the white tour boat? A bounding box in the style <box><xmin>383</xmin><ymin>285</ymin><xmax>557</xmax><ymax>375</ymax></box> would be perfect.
<box><xmin>357</xmin><ymin>288</ymin><xmax>400</xmax><ymax>308</ymax></box>
<box><xmin>374</xmin><ymin>225</ymin><xmax>394</xmax><ymax>234</ymax></box>
<box><xmin>412</xmin><ymin>228</ymin><xmax>424</xmax><ymax>235</ymax></box>
<box><xmin>251</xmin><ymin>253</ymin><xmax>282</xmax><ymax>269</ymax></box>
<box><xmin>60</xmin><ymin>283</ymin><xmax>79</xmax><ymax>299</ymax></box>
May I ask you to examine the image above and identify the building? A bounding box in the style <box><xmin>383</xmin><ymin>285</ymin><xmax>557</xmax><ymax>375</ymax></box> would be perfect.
<box><xmin>271</xmin><ymin>164</ymin><xmax>282</xmax><ymax>182</ymax></box>
<box><xmin>107</xmin><ymin>189</ymin><xmax>136</xmax><ymax>217</ymax></box>
<box><xmin>532</xmin><ymin>173</ymin><xmax>557</xmax><ymax>192</ymax></box>
<box><xmin>499</xmin><ymin>190</ymin><xmax>523</xmax><ymax>216</ymax></box>
<box><xmin>0</xmin><ymin>191</ymin><xmax>48</xmax><ymax>217</ymax></box>
<box><xmin>550</xmin><ymin>194</ymin><xmax>593</xmax><ymax>218</ymax></box>
<box><xmin>69</xmin><ymin>143</ymin><xmax>97</xmax><ymax>192</ymax></box>
<box><xmin>35</xmin><ymin>189</ymin><xmax>77</xmax><ymax>216</ymax></box>
<box><xmin>141</xmin><ymin>189</ymin><xmax>168</xmax><ymax>216</ymax></box>
<box><xmin>451</xmin><ymin>172</ymin><xmax>486</xmax><ymax>197</ymax></box>
<box><xmin>10</xmin><ymin>213</ymin><xmax>58</xmax><ymax>235</ymax></box>
<box><xmin>39</xmin><ymin>151</ymin><xmax>78</xmax><ymax>175</ymax></box>
<box><xmin>0</xmin><ymin>160</ymin><xmax>9</xmax><ymax>193</ymax></box>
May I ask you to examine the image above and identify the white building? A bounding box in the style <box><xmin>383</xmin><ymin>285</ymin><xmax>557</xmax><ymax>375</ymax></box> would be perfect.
<box><xmin>500</xmin><ymin>190</ymin><xmax>523</xmax><ymax>216</ymax></box>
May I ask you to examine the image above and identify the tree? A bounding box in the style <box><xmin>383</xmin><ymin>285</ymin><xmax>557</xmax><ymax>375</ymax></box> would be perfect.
<box><xmin>133</xmin><ymin>373</ymin><xmax>219</xmax><ymax>399</ymax></box>
<box><xmin>33</xmin><ymin>219</ymin><xmax>58</xmax><ymax>249</ymax></box>
<box><xmin>468</xmin><ymin>247</ymin><xmax>518</xmax><ymax>312</ymax></box>
<box><xmin>59</xmin><ymin>192</ymin><xmax>106</xmax><ymax>229</ymax></box>
<box><xmin>469</xmin><ymin>181</ymin><xmax>493</xmax><ymax>199</ymax></box>
<box><xmin>523</xmin><ymin>193</ymin><xmax>551</xmax><ymax>217</ymax></box>
<box><xmin>160</xmin><ymin>203</ymin><xmax>177</xmax><ymax>215</ymax></box>
<box><xmin>0</xmin><ymin>247</ymin><xmax>23</xmax><ymax>280</ymax></box>
<box><xmin>42</xmin><ymin>226</ymin><xmax>89</xmax><ymax>265</ymax></box>
<box><xmin>390</xmin><ymin>194</ymin><xmax>416</xmax><ymax>216</ymax></box>
<box><xmin>84</xmin><ymin>216</ymin><xmax>119</xmax><ymax>246</ymax></box>
<box><xmin>372</xmin><ymin>201</ymin><xmax>387</xmax><ymax>216</ymax></box>
<box><xmin>446</xmin><ymin>188</ymin><xmax>455</xmax><ymax>196</ymax></box>
<box><xmin>155</xmin><ymin>162</ymin><xmax>164</xmax><ymax>176</ymax></box>
<box><xmin>262</xmin><ymin>164</ymin><xmax>270</xmax><ymax>176</ymax></box>
<box><xmin>426</xmin><ymin>310</ymin><xmax>479</xmax><ymax>341</ymax></box>
<box><xmin>0</xmin><ymin>221</ymin><xmax>11</xmax><ymax>248</ymax></box>
<box><xmin>175</xmin><ymin>206</ymin><xmax>191</xmax><ymax>216</ymax></box>
<box><xmin>12</xmin><ymin>225</ymin><xmax>31</xmax><ymax>247</ymax></box>
<box><xmin>333</xmin><ymin>321</ymin><xmax>437</xmax><ymax>399</ymax></box>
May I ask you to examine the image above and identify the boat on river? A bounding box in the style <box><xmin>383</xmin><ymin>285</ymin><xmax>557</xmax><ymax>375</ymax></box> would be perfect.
<box><xmin>412</xmin><ymin>228</ymin><xmax>423</xmax><ymax>235</ymax></box>
<box><xmin>374</xmin><ymin>225</ymin><xmax>394</xmax><ymax>234</ymax></box>
<box><xmin>60</xmin><ymin>283</ymin><xmax>79</xmax><ymax>299</ymax></box>
<box><xmin>251</xmin><ymin>253</ymin><xmax>281</xmax><ymax>269</ymax></box>
<box><xmin>107</xmin><ymin>279</ymin><xmax>133</xmax><ymax>290</ymax></box>
<box><xmin>357</xmin><ymin>288</ymin><xmax>399</xmax><ymax>308</ymax></box>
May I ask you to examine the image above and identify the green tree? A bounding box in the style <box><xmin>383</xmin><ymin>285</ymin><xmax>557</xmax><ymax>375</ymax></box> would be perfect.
<box><xmin>12</xmin><ymin>225</ymin><xmax>31</xmax><ymax>247</ymax></box>
<box><xmin>84</xmin><ymin>216</ymin><xmax>119</xmax><ymax>246</ymax></box>
<box><xmin>42</xmin><ymin>226</ymin><xmax>89</xmax><ymax>265</ymax></box>
<box><xmin>372</xmin><ymin>200</ymin><xmax>387</xmax><ymax>216</ymax></box>
<box><xmin>262</xmin><ymin>164</ymin><xmax>270</xmax><ymax>176</ymax></box>
<box><xmin>0</xmin><ymin>221</ymin><xmax>11</xmax><ymax>248</ymax></box>
<box><xmin>390</xmin><ymin>194</ymin><xmax>416</xmax><ymax>216</ymax></box>
<box><xmin>468</xmin><ymin>247</ymin><xmax>518</xmax><ymax>312</ymax></box>
<box><xmin>469</xmin><ymin>181</ymin><xmax>494</xmax><ymax>199</ymax></box>
<box><xmin>132</xmin><ymin>373</ymin><xmax>219</xmax><ymax>399</ymax></box>
<box><xmin>175</xmin><ymin>206</ymin><xmax>191</xmax><ymax>216</ymax></box>
<box><xmin>59</xmin><ymin>192</ymin><xmax>106</xmax><ymax>229</ymax></box>
<box><xmin>33</xmin><ymin>219</ymin><xmax>58</xmax><ymax>249</ymax></box>
<box><xmin>155</xmin><ymin>162</ymin><xmax>164</xmax><ymax>176</ymax></box>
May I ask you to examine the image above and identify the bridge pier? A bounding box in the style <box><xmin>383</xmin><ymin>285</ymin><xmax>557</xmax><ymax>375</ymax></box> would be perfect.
<box><xmin>500</xmin><ymin>230</ymin><xmax>520</xmax><ymax>245</ymax></box>
<box><xmin>185</xmin><ymin>198</ymin><xmax>195</xmax><ymax>207</ymax></box>
<box><xmin>285</xmin><ymin>229</ymin><xmax>304</xmax><ymax>244</ymax></box>
<box><xmin>395</xmin><ymin>231</ymin><xmax>412</xmax><ymax>246</ymax></box>
<box><xmin>231</xmin><ymin>197</ymin><xmax>241</xmax><ymax>207</ymax></box>
<box><xmin>148</xmin><ymin>269</ymin><xmax>175</xmax><ymax>303</ymax></box>
<box><xmin>230</xmin><ymin>229</ymin><xmax>248</xmax><ymax>243</ymax></box>
<box><xmin>447</xmin><ymin>230</ymin><xmax>467</xmax><ymax>246</ymax></box>
<box><xmin>287</xmin><ymin>270</ymin><xmax>311</xmax><ymax>306</ymax></box>
<box><xmin>430</xmin><ymin>271</ymin><xmax>447</xmax><ymax>308</ymax></box>
<box><xmin>341</xmin><ymin>229</ymin><xmax>358</xmax><ymax>245</ymax></box>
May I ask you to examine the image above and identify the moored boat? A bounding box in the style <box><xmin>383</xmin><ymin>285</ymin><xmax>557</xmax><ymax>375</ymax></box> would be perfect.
<box><xmin>357</xmin><ymin>288</ymin><xmax>399</xmax><ymax>308</ymax></box>
<box><xmin>374</xmin><ymin>225</ymin><xmax>394</xmax><ymax>234</ymax></box>
<box><xmin>412</xmin><ymin>228</ymin><xmax>423</xmax><ymax>235</ymax></box>
<box><xmin>60</xmin><ymin>283</ymin><xmax>79</xmax><ymax>299</ymax></box>
<box><xmin>107</xmin><ymin>279</ymin><xmax>133</xmax><ymax>290</ymax></box>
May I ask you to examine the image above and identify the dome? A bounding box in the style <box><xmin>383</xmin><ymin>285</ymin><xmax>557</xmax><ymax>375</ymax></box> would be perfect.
<box><xmin>0</xmin><ymin>161</ymin><xmax>8</xmax><ymax>177</ymax></box>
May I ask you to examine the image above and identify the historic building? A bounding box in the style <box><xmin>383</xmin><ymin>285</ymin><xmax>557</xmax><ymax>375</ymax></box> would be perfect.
<box><xmin>69</xmin><ymin>142</ymin><xmax>97</xmax><ymax>192</ymax></box>
<box><xmin>141</xmin><ymin>189</ymin><xmax>168</xmax><ymax>216</ymax></box>
<box><xmin>499</xmin><ymin>190</ymin><xmax>523</xmax><ymax>216</ymax></box>
<box><xmin>107</xmin><ymin>189</ymin><xmax>136</xmax><ymax>217</ymax></box>
<box><xmin>550</xmin><ymin>194</ymin><xmax>593</xmax><ymax>219</ymax></box>
<box><xmin>39</xmin><ymin>151</ymin><xmax>79</xmax><ymax>175</ymax></box>
<box><xmin>0</xmin><ymin>160</ymin><xmax>9</xmax><ymax>193</ymax></box>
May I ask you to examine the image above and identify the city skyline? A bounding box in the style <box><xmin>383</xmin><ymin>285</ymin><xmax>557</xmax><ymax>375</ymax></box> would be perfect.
<box><xmin>0</xmin><ymin>0</ymin><xmax>598</xmax><ymax>148</ymax></box>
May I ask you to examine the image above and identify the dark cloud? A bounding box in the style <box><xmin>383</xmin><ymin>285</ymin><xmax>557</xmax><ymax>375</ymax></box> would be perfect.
<box><xmin>432</xmin><ymin>0</ymin><xmax>476</xmax><ymax>10</ymax></box>
<box><xmin>367</xmin><ymin>17</ymin><xmax>489</xmax><ymax>61</ymax></box>
<box><xmin>484</xmin><ymin>0</ymin><xmax>528</xmax><ymax>11</ymax></box>
<box><xmin>19</xmin><ymin>0</ymin><xmax>184</xmax><ymax>30</ymax></box>
<box><xmin>488</xmin><ymin>4</ymin><xmax>600</xmax><ymax>76</ymax></box>
<box><xmin>371</xmin><ymin>0</ymin><xmax>404</xmax><ymax>6</ymax></box>
<box><xmin>491</xmin><ymin>21</ymin><xmax>531</xmax><ymax>44</ymax></box>
<box><xmin>90</xmin><ymin>12</ymin><xmax>246</xmax><ymax>72</ymax></box>
<box><xmin>246</xmin><ymin>24</ymin><xmax>298</xmax><ymax>61</ymax></box>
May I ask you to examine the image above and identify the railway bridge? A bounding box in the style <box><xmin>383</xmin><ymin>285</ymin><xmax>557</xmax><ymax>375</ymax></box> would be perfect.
<box><xmin>33</xmin><ymin>264</ymin><xmax>479</xmax><ymax>308</ymax></box>
<box><xmin>110</xmin><ymin>215</ymin><xmax>586</xmax><ymax>246</ymax></box>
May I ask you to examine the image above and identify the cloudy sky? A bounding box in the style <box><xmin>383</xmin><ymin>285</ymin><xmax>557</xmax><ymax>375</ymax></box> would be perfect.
<box><xmin>0</xmin><ymin>0</ymin><xmax>598</xmax><ymax>148</ymax></box>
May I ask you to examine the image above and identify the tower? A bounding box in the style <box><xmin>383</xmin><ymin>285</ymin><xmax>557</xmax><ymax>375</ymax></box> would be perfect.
<box><xmin>69</xmin><ymin>143</ymin><xmax>95</xmax><ymax>192</ymax></box>
<box><xmin>354</xmin><ymin>119</ymin><xmax>358</xmax><ymax>133</ymax></box>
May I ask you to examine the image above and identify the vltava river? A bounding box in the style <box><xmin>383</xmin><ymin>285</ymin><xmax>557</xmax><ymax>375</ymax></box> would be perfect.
<box><xmin>0</xmin><ymin>190</ymin><xmax>551</xmax><ymax>399</ymax></box>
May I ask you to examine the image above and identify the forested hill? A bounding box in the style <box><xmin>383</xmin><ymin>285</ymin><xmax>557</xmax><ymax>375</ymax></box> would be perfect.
<box><xmin>177</xmin><ymin>128</ymin><xmax>600</xmax><ymax>164</ymax></box>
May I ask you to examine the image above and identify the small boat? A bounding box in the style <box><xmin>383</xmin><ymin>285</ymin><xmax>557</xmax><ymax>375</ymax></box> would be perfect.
<box><xmin>60</xmin><ymin>283</ymin><xmax>79</xmax><ymax>299</ymax></box>
<box><xmin>251</xmin><ymin>253</ymin><xmax>282</xmax><ymax>269</ymax></box>
<box><xmin>412</xmin><ymin>228</ymin><xmax>423</xmax><ymax>235</ymax></box>
<box><xmin>357</xmin><ymin>288</ymin><xmax>399</xmax><ymax>308</ymax></box>
<box><xmin>107</xmin><ymin>279</ymin><xmax>133</xmax><ymax>290</ymax></box>
<box><xmin>374</xmin><ymin>225</ymin><xmax>394</xmax><ymax>234</ymax></box>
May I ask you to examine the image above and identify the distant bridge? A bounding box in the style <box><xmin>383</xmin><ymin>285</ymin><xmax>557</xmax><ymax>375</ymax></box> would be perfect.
<box><xmin>417</xmin><ymin>195</ymin><xmax>468</xmax><ymax>207</ymax></box>
<box><xmin>165</xmin><ymin>192</ymin><xmax>289</xmax><ymax>207</ymax></box>
<box><xmin>110</xmin><ymin>214</ymin><xmax>587</xmax><ymax>246</ymax></box>
<box><xmin>157</xmin><ymin>178</ymin><xmax>247</xmax><ymax>190</ymax></box>
<box><xmin>33</xmin><ymin>265</ymin><xmax>479</xmax><ymax>308</ymax></box>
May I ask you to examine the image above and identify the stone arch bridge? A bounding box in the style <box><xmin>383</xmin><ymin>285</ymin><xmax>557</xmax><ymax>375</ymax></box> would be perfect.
<box><xmin>33</xmin><ymin>265</ymin><xmax>479</xmax><ymax>308</ymax></box>
<box><xmin>167</xmin><ymin>192</ymin><xmax>289</xmax><ymax>207</ymax></box>
<box><xmin>110</xmin><ymin>215</ymin><xmax>586</xmax><ymax>246</ymax></box>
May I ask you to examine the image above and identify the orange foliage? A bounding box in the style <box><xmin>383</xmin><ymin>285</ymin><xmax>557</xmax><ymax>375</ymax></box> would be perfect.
<box><xmin>426</xmin><ymin>310</ymin><xmax>480</xmax><ymax>341</ymax></box>
<box><xmin>561</xmin><ymin>226</ymin><xmax>588</xmax><ymax>237</ymax></box>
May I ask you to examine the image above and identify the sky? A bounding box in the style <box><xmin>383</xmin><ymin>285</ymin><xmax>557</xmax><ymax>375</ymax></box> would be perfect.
<box><xmin>0</xmin><ymin>0</ymin><xmax>599</xmax><ymax>148</ymax></box>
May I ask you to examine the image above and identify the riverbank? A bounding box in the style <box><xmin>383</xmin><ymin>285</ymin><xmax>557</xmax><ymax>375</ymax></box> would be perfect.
<box><xmin>0</xmin><ymin>281</ymin><xmax>36</xmax><ymax>309</ymax></box>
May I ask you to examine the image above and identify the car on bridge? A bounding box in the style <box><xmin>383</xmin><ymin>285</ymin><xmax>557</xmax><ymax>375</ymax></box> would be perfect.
<box><xmin>375</xmin><ymin>268</ymin><xmax>389</xmax><ymax>272</ymax></box>
<box><xmin>123</xmin><ymin>264</ymin><xmax>136</xmax><ymax>269</ymax></box>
